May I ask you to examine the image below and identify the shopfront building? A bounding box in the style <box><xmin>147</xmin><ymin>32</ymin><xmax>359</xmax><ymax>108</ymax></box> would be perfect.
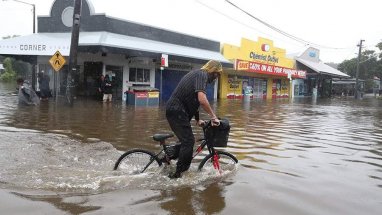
<box><xmin>0</xmin><ymin>0</ymin><xmax>230</xmax><ymax>102</ymax></box>
<box><xmin>221</xmin><ymin>37</ymin><xmax>306</xmax><ymax>99</ymax></box>
<box><xmin>294</xmin><ymin>47</ymin><xmax>349</xmax><ymax>98</ymax></box>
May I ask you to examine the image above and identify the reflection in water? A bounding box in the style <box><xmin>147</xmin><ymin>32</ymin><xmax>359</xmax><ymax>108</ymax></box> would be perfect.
<box><xmin>157</xmin><ymin>182</ymin><xmax>227</xmax><ymax>215</ymax></box>
<box><xmin>1</xmin><ymin>83</ymin><xmax>382</xmax><ymax>214</ymax></box>
<box><xmin>11</xmin><ymin>192</ymin><xmax>101</xmax><ymax>214</ymax></box>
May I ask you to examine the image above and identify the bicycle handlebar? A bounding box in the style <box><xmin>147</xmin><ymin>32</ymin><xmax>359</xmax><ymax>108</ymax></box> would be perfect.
<box><xmin>202</xmin><ymin>118</ymin><xmax>220</xmax><ymax>130</ymax></box>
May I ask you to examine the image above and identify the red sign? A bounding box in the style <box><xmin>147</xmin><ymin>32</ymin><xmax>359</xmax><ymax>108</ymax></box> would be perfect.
<box><xmin>235</xmin><ymin>59</ymin><xmax>306</xmax><ymax>79</ymax></box>
<box><xmin>161</xmin><ymin>54</ymin><xmax>168</xmax><ymax>67</ymax></box>
<box><xmin>261</xmin><ymin>44</ymin><xmax>270</xmax><ymax>52</ymax></box>
<box><xmin>135</xmin><ymin>92</ymin><xmax>148</xmax><ymax>98</ymax></box>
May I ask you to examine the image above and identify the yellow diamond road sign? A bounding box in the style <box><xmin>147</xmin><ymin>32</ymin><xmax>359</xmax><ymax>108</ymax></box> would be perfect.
<box><xmin>49</xmin><ymin>51</ymin><xmax>66</xmax><ymax>72</ymax></box>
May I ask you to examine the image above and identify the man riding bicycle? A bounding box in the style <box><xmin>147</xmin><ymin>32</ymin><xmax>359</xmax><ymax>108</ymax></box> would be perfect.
<box><xmin>166</xmin><ymin>60</ymin><xmax>222</xmax><ymax>179</ymax></box>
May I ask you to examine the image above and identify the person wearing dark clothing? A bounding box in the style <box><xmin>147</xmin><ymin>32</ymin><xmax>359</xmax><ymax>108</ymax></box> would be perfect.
<box><xmin>102</xmin><ymin>75</ymin><xmax>113</xmax><ymax>102</ymax></box>
<box><xmin>16</xmin><ymin>78</ymin><xmax>40</xmax><ymax>106</ymax></box>
<box><xmin>97</xmin><ymin>74</ymin><xmax>105</xmax><ymax>100</ymax></box>
<box><xmin>38</xmin><ymin>72</ymin><xmax>51</xmax><ymax>100</ymax></box>
<box><xmin>166</xmin><ymin>60</ymin><xmax>222</xmax><ymax>179</ymax></box>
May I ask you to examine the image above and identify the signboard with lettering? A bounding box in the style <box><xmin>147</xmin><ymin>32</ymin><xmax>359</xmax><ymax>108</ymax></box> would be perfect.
<box><xmin>0</xmin><ymin>35</ymin><xmax>70</xmax><ymax>56</ymax></box>
<box><xmin>49</xmin><ymin>51</ymin><xmax>66</xmax><ymax>72</ymax></box>
<box><xmin>161</xmin><ymin>54</ymin><xmax>168</xmax><ymax>67</ymax></box>
<box><xmin>235</xmin><ymin>59</ymin><xmax>306</xmax><ymax>79</ymax></box>
<box><xmin>148</xmin><ymin>91</ymin><xmax>159</xmax><ymax>98</ymax></box>
<box><xmin>222</xmin><ymin>37</ymin><xmax>296</xmax><ymax>69</ymax></box>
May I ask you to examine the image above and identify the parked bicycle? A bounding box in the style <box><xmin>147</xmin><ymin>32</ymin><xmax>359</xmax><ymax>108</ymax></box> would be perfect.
<box><xmin>114</xmin><ymin>119</ymin><xmax>238</xmax><ymax>175</ymax></box>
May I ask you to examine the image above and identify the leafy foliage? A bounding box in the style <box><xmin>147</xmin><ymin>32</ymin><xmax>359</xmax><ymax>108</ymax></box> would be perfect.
<box><xmin>0</xmin><ymin>58</ymin><xmax>16</xmax><ymax>82</ymax></box>
<box><xmin>337</xmin><ymin>41</ymin><xmax>382</xmax><ymax>91</ymax></box>
<box><xmin>0</xmin><ymin>57</ymin><xmax>31</xmax><ymax>82</ymax></box>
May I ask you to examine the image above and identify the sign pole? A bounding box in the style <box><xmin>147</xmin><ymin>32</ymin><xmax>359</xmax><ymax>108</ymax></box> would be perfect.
<box><xmin>49</xmin><ymin>51</ymin><xmax>66</xmax><ymax>103</ymax></box>
<box><xmin>55</xmin><ymin>71</ymin><xmax>58</xmax><ymax>102</ymax></box>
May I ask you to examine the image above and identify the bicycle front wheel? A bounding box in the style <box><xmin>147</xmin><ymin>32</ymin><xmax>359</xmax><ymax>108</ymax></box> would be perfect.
<box><xmin>198</xmin><ymin>151</ymin><xmax>238</xmax><ymax>172</ymax></box>
<box><xmin>114</xmin><ymin>149</ymin><xmax>162</xmax><ymax>174</ymax></box>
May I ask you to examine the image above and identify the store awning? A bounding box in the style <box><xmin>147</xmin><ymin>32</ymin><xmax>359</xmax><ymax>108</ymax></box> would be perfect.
<box><xmin>332</xmin><ymin>78</ymin><xmax>364</xmax><ymax>84</ymax></box>
<box><xmin>296</xmin><ymin>57</ymin><xmax>349</xmax><ymax>78</ymax></box>
<box><xmin>0</xmin><ymin>32</ymin><xmax>230</xmax><ymax>64</ymax></box>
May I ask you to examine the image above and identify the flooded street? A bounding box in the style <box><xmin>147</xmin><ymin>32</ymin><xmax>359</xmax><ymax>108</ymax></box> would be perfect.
<box><xmin>1</xmin><ymin>82</ymin><xmax>381</xmax><ymax>215</ymax></box>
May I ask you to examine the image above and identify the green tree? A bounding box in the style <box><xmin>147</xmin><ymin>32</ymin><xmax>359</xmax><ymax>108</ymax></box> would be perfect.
<box><xmin>0</xmin><ymin>58</ymin><xmax>16</xmax><ymax>82</ymax></box>
<box><xmin>374</xmin><ymin>42</ymin><xmax>382</xmax><ymax>88</ymax></box>
<box><xmin>338</xmin><ymin>58</ymin><xmax>357</xmax><ymax>77</ymax></box>
<box><xmin>13</xmin><ymin>59</ymin><xmax>31</xmax><ymax>78</ymax></box>
<box><xmin>338</xmin><ymin>44</ymin><xmax>381</xmax><ymax>92</ymax></box>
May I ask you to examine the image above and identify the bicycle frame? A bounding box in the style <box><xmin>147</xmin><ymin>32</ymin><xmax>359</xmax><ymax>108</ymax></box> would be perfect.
<box><xmin>143</xmin><ymin>121</ymin><xmax>222</xmax><ymax>173</ymax></box>
<box><xmin>114</xmin><ymin>120</ymin><xmax>236</xmax><ymax>175</ymax></box>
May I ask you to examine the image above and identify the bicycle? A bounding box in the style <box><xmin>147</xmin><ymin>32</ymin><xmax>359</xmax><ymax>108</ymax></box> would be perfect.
<box><xmin>113</xmin><ymin>119</ymin><xmax>238</xmax><ymax>175</ymax></box>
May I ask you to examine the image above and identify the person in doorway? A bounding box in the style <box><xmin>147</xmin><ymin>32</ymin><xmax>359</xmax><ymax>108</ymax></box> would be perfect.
<box><xmin>38</xmin><ymin>71</ymin><xmax>51</xmax><ymax>101</ymax></box>
<box><xmin>98</xmin><ymin>74</ymin><xmax>105</xmax><ymax>100</ymax></box>
<box><xmin>16</xmin><ymin>78</ymin><xmax>40</xmax><ymax>106</ymax></box>
<box><xmin>166</xmin><ymin>60</ymin><xmax>222</xmax><ymax>179</ymax></box>
<box><xmin>102</xmin><ymin>74</ymin><xmax>113</xmax><ymax>102</ymax></box>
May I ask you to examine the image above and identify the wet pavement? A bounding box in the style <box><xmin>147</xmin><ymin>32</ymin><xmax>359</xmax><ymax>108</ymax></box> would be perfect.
<box><xmin>0</xmin><ymin>82</ymin><xmax>381</xmax><ymax>215</ymax></box>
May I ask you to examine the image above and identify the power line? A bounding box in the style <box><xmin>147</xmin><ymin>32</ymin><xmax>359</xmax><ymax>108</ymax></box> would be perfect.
<box><xmin>224</xmin><ymin>0</ymin><xmax>352</xmax><ymax>50</ymax></box>
<box><xmin>194</xmin><ymin>0</ymin><xmax>305</xmax><ymax>48</ymax></box>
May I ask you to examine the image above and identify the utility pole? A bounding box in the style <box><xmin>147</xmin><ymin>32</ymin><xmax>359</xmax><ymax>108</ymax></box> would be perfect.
<box><xmin>355</xmin><ymin>39</ymin><xmax>364</xmax><ymax>99</ymax></box>
<box><xmin>32</xmin><ymin>3</ymin><xmax>35</xmax><ymax>33</ymax></box>
<box><xmin>66</xmin><ymin>0</ymin><xmax>82</xmax><ymax>106</ymax></box>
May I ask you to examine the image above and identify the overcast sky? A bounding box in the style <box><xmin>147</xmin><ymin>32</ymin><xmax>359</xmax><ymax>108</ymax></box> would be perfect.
<box><xmin>0</xmin><ymin>0</ymin><xmax>381</xmax><ymax>63</ymax></box>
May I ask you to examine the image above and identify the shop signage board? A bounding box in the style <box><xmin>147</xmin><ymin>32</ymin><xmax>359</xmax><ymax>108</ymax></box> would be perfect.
<box><xmin>235</xmin><ymin>59</ymin><xmax>306</xmax><ymax>79</ymax></box>
<box><xmin>148</xmin><ymin>91</ymin><xmax>159</xmax><ymax>98</ymax></box>
<box><xmin>161</xmin><ymin>54</ymin><xmax>168</xmax><ymax>67</ymax></box>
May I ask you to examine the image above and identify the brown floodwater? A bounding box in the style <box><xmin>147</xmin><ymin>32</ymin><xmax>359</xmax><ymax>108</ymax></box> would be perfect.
<box><xmin>0</xmin><ymin>82</ymin><xmax>381</xmax><ymax>215</ymax></box>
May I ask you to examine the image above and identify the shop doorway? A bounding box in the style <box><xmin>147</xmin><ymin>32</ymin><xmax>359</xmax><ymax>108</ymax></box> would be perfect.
<box><xmin>84</xmin><ymin>62</ymin><xmax>103</xmax><ymax>98</ymax></box>
<box><xmin>106</xmin><ymin>65</ymin><xmax>123</xmax><ymax>100</ymax></box>
<box><xmin>253</xmin><ymin>78</ymin><xmax>267</xmax><ymax>99</ymax></box>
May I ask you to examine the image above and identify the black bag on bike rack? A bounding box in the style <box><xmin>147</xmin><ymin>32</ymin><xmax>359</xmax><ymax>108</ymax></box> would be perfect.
<box><xmin>205</xmin><ymin>118</ymin><xmax>230</xmax><ymax>147</ymax></box>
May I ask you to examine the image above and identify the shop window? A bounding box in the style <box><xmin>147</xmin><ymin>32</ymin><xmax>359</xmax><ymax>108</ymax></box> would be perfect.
<box><xmin>129</xmin><ymin>68</ymin><xmax>136</xmax><ymax>82</ymax></box>
<box><xmin>129</xmin><ymin>67</ymin><xmax>150</xmax><ymax>83</ymax></box>
<box><xmin>144</xmin><ymin>70</ymin><xmax>150</xmax><ymax>82</ymax></box>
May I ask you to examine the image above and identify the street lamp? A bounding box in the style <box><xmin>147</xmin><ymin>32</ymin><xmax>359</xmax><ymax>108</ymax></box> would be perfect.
<box><xmin>2</xmin><ymin>0</ymin><xmax>35</xmax><ymax>33</ymax></box>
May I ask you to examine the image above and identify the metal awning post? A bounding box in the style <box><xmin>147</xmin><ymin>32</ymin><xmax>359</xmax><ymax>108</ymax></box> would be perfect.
<box><xmin>160</xmin><ymin>66</ymin><xmax>163</xmax><ymax>103</ymax></box>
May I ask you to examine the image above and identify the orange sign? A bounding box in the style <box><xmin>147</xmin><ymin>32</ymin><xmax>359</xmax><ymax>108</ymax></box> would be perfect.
<box><xmin>49</xmin><ymin>51</ymin><xmax>66</xmax><ymax>72</ymax></box>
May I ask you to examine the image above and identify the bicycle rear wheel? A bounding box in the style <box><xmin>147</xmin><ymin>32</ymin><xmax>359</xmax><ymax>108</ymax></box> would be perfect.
<box><xmin>198</xmin><ymin>151</ymin><xmax>238</xmax><ymax>172</ymax></box>
<box><xmin>114</xmin><ymin>149</ymin><xmax>162</xmax><ymax>174</ymax></box>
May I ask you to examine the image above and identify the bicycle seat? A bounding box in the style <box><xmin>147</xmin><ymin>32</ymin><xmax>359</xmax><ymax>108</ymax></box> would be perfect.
<box><xmin>153</xmin><ymin>133</ymin><xmax>174</xmax><ymax>142</ymax></box>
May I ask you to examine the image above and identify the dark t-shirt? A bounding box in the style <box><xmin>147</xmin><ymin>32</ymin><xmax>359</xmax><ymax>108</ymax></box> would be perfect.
<box><xmin>102</xmin><ymin>79</ymin><xmax>113</xmax><ymax>94</ymax></box>
<box><xmin>40</xmin><ymin>75</ymin><xmax>50</xmax><ymax>91</ymax></box>
<box><xmin>166</xmin><ymin>69</ymin><xmax>208</xmax><ymax>120</ymax></box>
